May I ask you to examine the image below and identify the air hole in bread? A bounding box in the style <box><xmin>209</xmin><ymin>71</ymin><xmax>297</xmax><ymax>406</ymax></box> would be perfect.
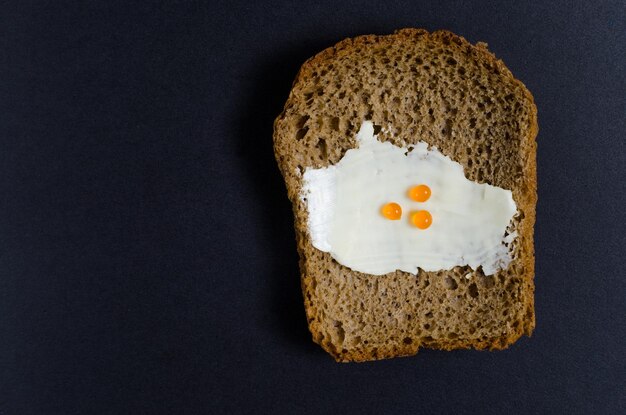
<box><xmin>468</xmin><ymin>283</ymin><xmax>479</xmax><ymax>298</ymax></box>
<box><xmin>295</xmin><ymin>115</ymin><xmax>309</xmax><ymax>129</ymax></box>
<box><xmin>316</xmin><ymin>138</ymin><xmax>327</xmax><ymax>159</ymax></box>
<box><xmin>442</xmin><ymin>119</ymin><xmax>453</xmax><ymax>137</ymax></box>
<box><xmin>295</xmin><ymin>127</ymin><xmax>308</xmax><ymax>141</ymax></box>
<box><xmin>444</xmin><ymin>276</ymin><xmax>458</xmax><ymax>290</ymax></box>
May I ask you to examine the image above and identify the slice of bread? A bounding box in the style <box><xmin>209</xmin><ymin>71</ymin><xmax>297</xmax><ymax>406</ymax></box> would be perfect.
<box><xmin>273</xmin><ymin>29</ymin><xmax>537</xmax><ymax>362</ymax></box>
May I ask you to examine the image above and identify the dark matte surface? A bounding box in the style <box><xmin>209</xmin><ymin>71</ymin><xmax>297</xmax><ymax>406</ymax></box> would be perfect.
<box><xmin>1</xmin><ymin>1</ymin><xmax>624</xmax><ymax>414</ymax></box>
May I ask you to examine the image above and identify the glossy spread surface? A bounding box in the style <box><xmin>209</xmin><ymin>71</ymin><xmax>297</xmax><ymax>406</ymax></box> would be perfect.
<box><xmin>301</xmin><ymin>121</ymin><xmax>517</xmax><ymax>276</ymax></box>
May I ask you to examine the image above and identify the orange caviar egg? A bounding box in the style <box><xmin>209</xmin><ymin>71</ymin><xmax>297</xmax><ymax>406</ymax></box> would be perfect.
<box><xmin>381</xmin><ymin>202</ymin><xmax>402</xmax><ymax>220</ymax></box>
<box><xmin>408</xmin><ymin>184</ymin><xmax>431</xmax><ymax>202</ymax></box>
<box><xmin>411</xmin><ymin>210</ymin><xmax>432</xmax><ymax>229</ymax></box>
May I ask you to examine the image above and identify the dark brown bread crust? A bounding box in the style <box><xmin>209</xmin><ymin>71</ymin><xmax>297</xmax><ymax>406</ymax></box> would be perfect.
<box><xmin>273</xmin><ymin>29</ymin><xmax>538</xmax><ymax>362</ymax></box>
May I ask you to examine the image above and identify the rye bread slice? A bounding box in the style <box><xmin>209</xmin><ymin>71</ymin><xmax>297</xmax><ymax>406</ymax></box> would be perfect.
<box><xmin>273</xmin><ymin>29</ymin><xmax>538</xmax><ymax>362</ymax></box>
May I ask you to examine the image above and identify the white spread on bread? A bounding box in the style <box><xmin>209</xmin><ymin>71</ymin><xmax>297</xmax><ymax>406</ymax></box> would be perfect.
<box><xmin>301</xmin><ymin>121</ymin><xmax>517</xmax><ymax>276</ymax></box>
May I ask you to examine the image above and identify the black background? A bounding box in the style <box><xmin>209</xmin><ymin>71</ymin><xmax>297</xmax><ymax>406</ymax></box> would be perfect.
<box><xmin>1</xmin><ymin>1</ymin><xmax>625</xmax><ymax>414</ymax></box>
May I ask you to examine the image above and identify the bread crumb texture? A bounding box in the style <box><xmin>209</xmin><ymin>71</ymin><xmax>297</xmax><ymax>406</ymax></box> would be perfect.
<box><xmin>273</xmin><ymin>29</ymin><xmax>537</xmax><ymax>362</ymax></box>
